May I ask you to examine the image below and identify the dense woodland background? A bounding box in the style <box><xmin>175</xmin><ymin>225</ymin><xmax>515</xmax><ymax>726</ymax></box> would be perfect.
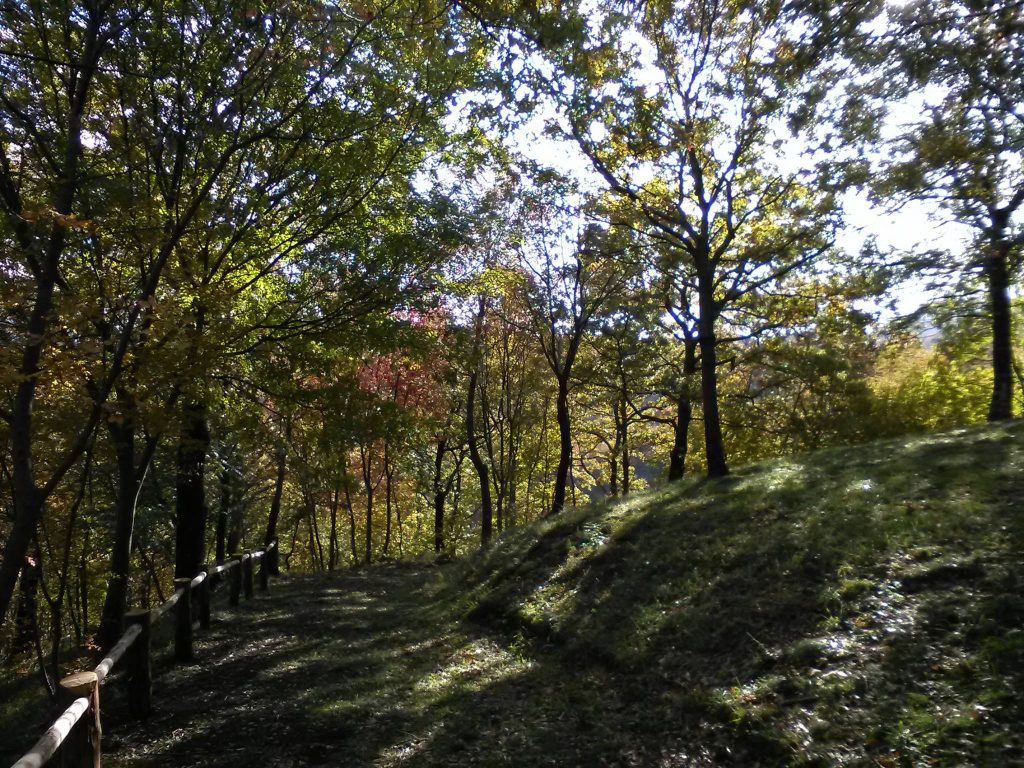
<box><xmin>0</xmin><ymin>0</ymin><xmax>1021</xmax><ymax>698</ymax></box>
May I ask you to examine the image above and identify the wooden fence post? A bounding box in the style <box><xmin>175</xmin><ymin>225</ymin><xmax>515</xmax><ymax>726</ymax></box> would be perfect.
<box><xmin>242</xmin><ymin>552</ymin><xmax>254</xmax><ymax>600</ymax></box>
<box><xmin>58</xmin><ymin>671</ymin><xmax>100</xmax><ymax>768</ymax></box>
<box><xmin>124</xmin><ymin>609</ymin><xmax>152</xmax><ymax>718</ymax></box>
<box><xmin>258</xmin><ymin>550</ymin><xmax>269</xmax><ymax>592</ymax></box>
<box><xmin>229</xmin><ymin>556</ymin><xmax>242</xmax><ymax>606</ymax></box>
<box><xmin>198</xmin><ymin>570</ymin><xmax>211</xmax><ymax>630</ymax></box>
<box><xmin>174</xmin><ymin>578</ymin><xmax>193</xmax><ymax>662</ymax></box>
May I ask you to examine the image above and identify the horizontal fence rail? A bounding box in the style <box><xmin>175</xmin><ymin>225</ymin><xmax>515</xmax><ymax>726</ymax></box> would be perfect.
<box><xmin>9</xmin><ymin>540</ymin><xmax>279</xmax><ymax>768</ymax></box>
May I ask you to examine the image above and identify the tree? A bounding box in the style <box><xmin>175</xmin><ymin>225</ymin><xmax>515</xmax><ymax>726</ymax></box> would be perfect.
<box><xmin>523</xmin><ymin>194</ymin><xmax>630</xmax><ymax>515</ymax></box>
<box><xmin>528</xmin><ymin>0</ymin><xmax>839</xmax><ymax>476</ymax></box>
<box><xmin>874</xmin><ymin>0</ymin><xmax>1024</xmax><ymax>420</ymax></box>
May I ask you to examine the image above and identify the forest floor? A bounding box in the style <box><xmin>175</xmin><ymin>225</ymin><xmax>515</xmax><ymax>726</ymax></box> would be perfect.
<box><xmin>4</xmin><ymin>420</ymin><xmax>1024</xmax><ymax>766</ymax></box>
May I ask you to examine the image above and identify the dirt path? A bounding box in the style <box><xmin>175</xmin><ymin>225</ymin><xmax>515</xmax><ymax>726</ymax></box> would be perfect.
<box><xmin>103</xmin><ymin>564</ymin><xmax>475</xmax><ymax>767</ymax></box>
<box><xmin>98</xmin><ymin>562</ymin><xmax>669</xmax><ymax>768</ymax></box>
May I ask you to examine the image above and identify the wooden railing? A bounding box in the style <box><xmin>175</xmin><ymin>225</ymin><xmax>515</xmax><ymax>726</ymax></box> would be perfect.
<box><xmin>9</xmin><ymin>541</ymin><xmax>279</xmax><ymax>768</ymax></box>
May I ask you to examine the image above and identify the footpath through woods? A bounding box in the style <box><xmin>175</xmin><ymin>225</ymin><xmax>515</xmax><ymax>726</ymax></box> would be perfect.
<box><xmin>101</xmin><ymin>564</ymin><xmax>634</xmax><ymax>768</ymax></box>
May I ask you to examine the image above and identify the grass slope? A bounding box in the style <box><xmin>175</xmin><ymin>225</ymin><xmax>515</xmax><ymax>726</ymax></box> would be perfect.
<box><xmin>2</xmin><ymin>422</ymin><xmax>1021</xmax><ymax>767</ymax></box>
<box><xmin>449</xmin><ymin>420</ymin><xmax>1024</xmax><ymax>766</ymax></box>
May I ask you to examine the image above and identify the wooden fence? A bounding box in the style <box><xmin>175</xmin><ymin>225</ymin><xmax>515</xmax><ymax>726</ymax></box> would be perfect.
<box><xmin>9</xmin><ymin>541</ymin><xmax>279</xmax><ymax>768</ymax></box>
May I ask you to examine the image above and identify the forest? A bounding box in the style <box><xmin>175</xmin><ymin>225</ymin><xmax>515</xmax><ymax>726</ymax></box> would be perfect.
<box><xmin>0</xmin><ymin>0</ymin><xmax>1021</xmax><ymax>755</ymax></box>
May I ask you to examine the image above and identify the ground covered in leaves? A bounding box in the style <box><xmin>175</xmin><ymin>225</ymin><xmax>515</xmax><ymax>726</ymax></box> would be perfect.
<box><xmin>4</xmin><ymin>421</ymin><xmax>1023</xmax><ymax>766</ymax></box>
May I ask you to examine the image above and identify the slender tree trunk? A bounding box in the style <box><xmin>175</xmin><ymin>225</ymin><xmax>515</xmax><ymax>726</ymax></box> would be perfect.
<box><xmin>622</xmin><ymin>437</ymin><xmax>630</xmax><ymax>495</ymax></box>
<box><xmin>361</xmin><ymin>445</ymin><xmax>374</xmax><ymax>565</ymax></box>
<box><xmin>78</xmin><ymin>527</ymin><xmax>90</xmax><ymax>634</ymax></box>
<box><xmin>174</xmin><ymin>400</ymin><xmax>210</xmax><ymax>578</ymax></box>
<box><xmin>610</xmin><ymin>452</ymin><xmax>618</xmax><ymax>497</ymax></box>
<box><xmin>433</xmin><ymin>439</ymin><xmax>447</xmax><ymax>553</ymax></box>
<box><xmin>216</xmin><ymin>469</ymin><xmax>231</xmax><ymax>563</ymax></box>
<box><xmin>328</xmin><ymin>487</ymin><xmax>339</xmax><ymax>571</ymax></box>
<box><xmin>550</xmin><ymin>376</ymin><xmax>572</xmax><ymax>515</ymax></box>
<box><xmin>507</xmin><ymin>474</ymin><xmax>517</xmax><ymax>529</ymax></box>
<box><xmin>264</xmin><ymin>438</ymin><xmax>287</xmax><ymax>549</ymax></box>
<box><xmin>697</xmin><ymin>286</ymin><xmax>728</xmax><ymax>477</ymax></box>
<box><xmin>343</xmin><ymin>478</ymin><xmax>358</xmax><ymax>566</ymax></box>
<box><xmin>225</xmin><ymin>471</ymin><xmax>244</xmax><ymax>557</ymax></box>
<box><xmin>668</xmin><ymin>342</ymin><xmax>697</xmax><ymax>481</ymax></box>
<box><xmin>467</xmin><ymin>297</ymin><xmax>493</xmax><ymax>545</ymax></box>
<box><xmin>986</xmin><ymin>244</ymin><xmax>1013</xmax><ymax>420</ymax></box>
<box><xmin>467</xmin><ymin>371</ymin><xmax>493</xmax><ymax>545</ymax></box>
<box><xmin>382</xmin><ymin>447</ymin><xmax>393</xmax><ymax>557</ymax></box>
<box><xmin>308</xmin><ymin>492</ymin><xmax>325</xmax><ymax>571</ymax></box>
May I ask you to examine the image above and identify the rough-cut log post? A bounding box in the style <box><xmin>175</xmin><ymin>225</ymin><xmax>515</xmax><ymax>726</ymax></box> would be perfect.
<box><xmin>58</xmin><ymin>671</ymin><xmax>100</xmax><ymax>768</ymax></box>
<box><xmin>124</xmin><ymin>609</ymin><xmax>152</xmax><ymax>718</ymax></box>
<box><xmin>258</xmin><ymin>551</ymin><xmax>269</xmax><ymax>592</ymax></box>
<box><xmin>173</xmin><ymin>578</ymin><xmax>192</xmax><ymax>662</ymax></box>
<box><xmin>242</xmin><ymin>552</ymin><xmax>254</xmax><ymax>600</ymax></box>
<box><xmin>229</xmin><ymin>556</ymin><xmax>241</xmax><ymax>607</ymax></box>
<box><xmin>197</xmin><ymin>570</ymin><xmax>211</xmax><ymax>630</ymax></box>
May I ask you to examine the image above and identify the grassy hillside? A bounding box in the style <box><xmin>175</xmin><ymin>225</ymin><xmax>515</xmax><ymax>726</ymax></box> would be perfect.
<box><xmin>3</xmin><ymin>422</ymin><xmax>1021</xmax><ymax>767</ymax></box>
<box><xmin>447</xmin><ymin>421</ymin><xmax>1024</xmax><ymax>766</ymax></box>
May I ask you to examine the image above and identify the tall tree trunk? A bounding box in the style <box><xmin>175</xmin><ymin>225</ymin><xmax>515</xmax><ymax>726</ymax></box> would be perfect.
<box><xmin>698</xmin><ymin>287</ymin><xmax>728</xmax><ymax>478</ymax></box>
<box><xmin>668</xmin><ymin>341</ymin><xmax>697</xmax><ymax>481</ymax></box>
<box><xmin>433</xmin><ymin>438</ymin><xmax>447</xmax><ymax>553</ymax></box>
<box><xmin>551</xmin><ymin>376</ymin><xmax>572</xmax><ymax>516</ymax></box>
<box><xmin>308</xmin><ymin>492</ymin><xmax>325</xmax><ymax>571</ymax></box>
<box><xmin>174</xmin><ymin>400</ymin><xmax>210</xmax><ymax>578</ymax></box>
<box><xmin>668</xmin><ymin>390</ymin><xmax>693</xmax><ymax>481</ymax></box>
<box><xmin>622</xmin><ymin>436</ymin><xmax>630</xmax><ymax>496</ymax></box>
<box><xmin>361</xmin><ymin>445</ymin><xmax>374</xmax><ymax>565</ymax></box>
<box><xmin>264</xmin><ymin>428</ymin><xmax>288</xmax><ymax>556</ymax></box>
<box><xmin>986</xmin><ymin>244</ymin><xmax>1013</xmax><ymax>421</ymax></box>
<box><xmin>78</xmin><ymin>526</ymin><xmax>90</xmax><ymax>634</ymax></box>
<box><xmin>343</xmin><ymin>478</ymin><xmax>359</xmax><ymax>566</ymax></box>
<box><xmin>13</xmin><ymin>552</ymin><xmax>41</xmax><ymax>654</ymax></box>
<box><xmin>382</xmin><ymin>447</ymin><xmax>393</xmax><ymax>557</ymax></box>
<box><xmin>97</xmin><ymin>415</ymin><xmax>137</xmax><ymax>648</ymax></box>
<box><xmin>225</xmin><ymin>468</ymin><xmax>244</xmax><ymax>558</ymax></box>
<box><xmin>216</xmin><ymin>468</ymin><xmax>231</xmax><ymax>563</ymax></box>
<box><xmin>467</xmin><ymin>297</ymin><xmax>493</xmax><ymax>545</ymax></box>
<box><xmin>467</xmin><ymin>371</ymin><xmax>493</xmax><ymax>546</ymax></box>
<box><xmin>328</xmin><ymin>487</ymin><xmax>339</xmax><ymax>571</ymax></box>
<box><xmin>507</xmin><ymin>474</ymin><xmax>517</xmax><ymax>529</ymax></box>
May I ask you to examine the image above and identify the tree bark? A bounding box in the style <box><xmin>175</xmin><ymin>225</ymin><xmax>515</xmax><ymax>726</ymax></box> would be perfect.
<box><xmin>467</xmin><ymin>297</ymin><xmax>493</xmax><ymax>546</ymax></box>
<box><xmin>216</xmin><ymin>468</ymin><xmax>231</xmax><ymax>563</ymax></box>
<box><xmin>361</xmin><ymin>444</ymin><xmax>374</xmax><ymax>565</ymax></box>
<box><xmin>97</xmin><ymin>414</ymin><xmax>138</xmax><ymax>648</ymax></box>
<box><xmin>264</xmin><ymin>434</ymin><xmax>288</xmax><ymax>550</ymax></box>
<box><xmin>551</xmin><ymin>375</ymin><xmax>572</xmax><ymax>515</ymax></box>
<box><xmin>986</xmin><ymin>244</ymin><xmax>1014</xmax><ymax>421</ymax></box>
<box><xmin>433</xmin><ymin>438</ymin><xmax>447</xmax><ymax>553</ymax></box>
<box><xmin>668</xmin><ymin>341</ymin><xmax>697</xmax><ymax>481</ymax></box>
<box><xmin>698</xmin><ymin>287</ymin><xmax>728</xmax><ymax>477</ymax></box>
<box><xmin>467</xmin><ymin>370</ymin><xmax>494</xmax><ymax>546</ymax></box>
<box><xmin>328</xmin><ymin>487</ymin><xmax>339</xmax><ymax>571</ymax></box>
<box><xmin>174</xmin><ymin>400</ymin><xmax>210</xmax><ymax>578</ymax></box>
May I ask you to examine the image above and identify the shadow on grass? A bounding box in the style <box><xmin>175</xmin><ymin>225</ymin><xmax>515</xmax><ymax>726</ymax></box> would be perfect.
<box><xmin>24</xmin><ymin>421</ymin><xmax>1023</xmax><ymax>767</ymax></box>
